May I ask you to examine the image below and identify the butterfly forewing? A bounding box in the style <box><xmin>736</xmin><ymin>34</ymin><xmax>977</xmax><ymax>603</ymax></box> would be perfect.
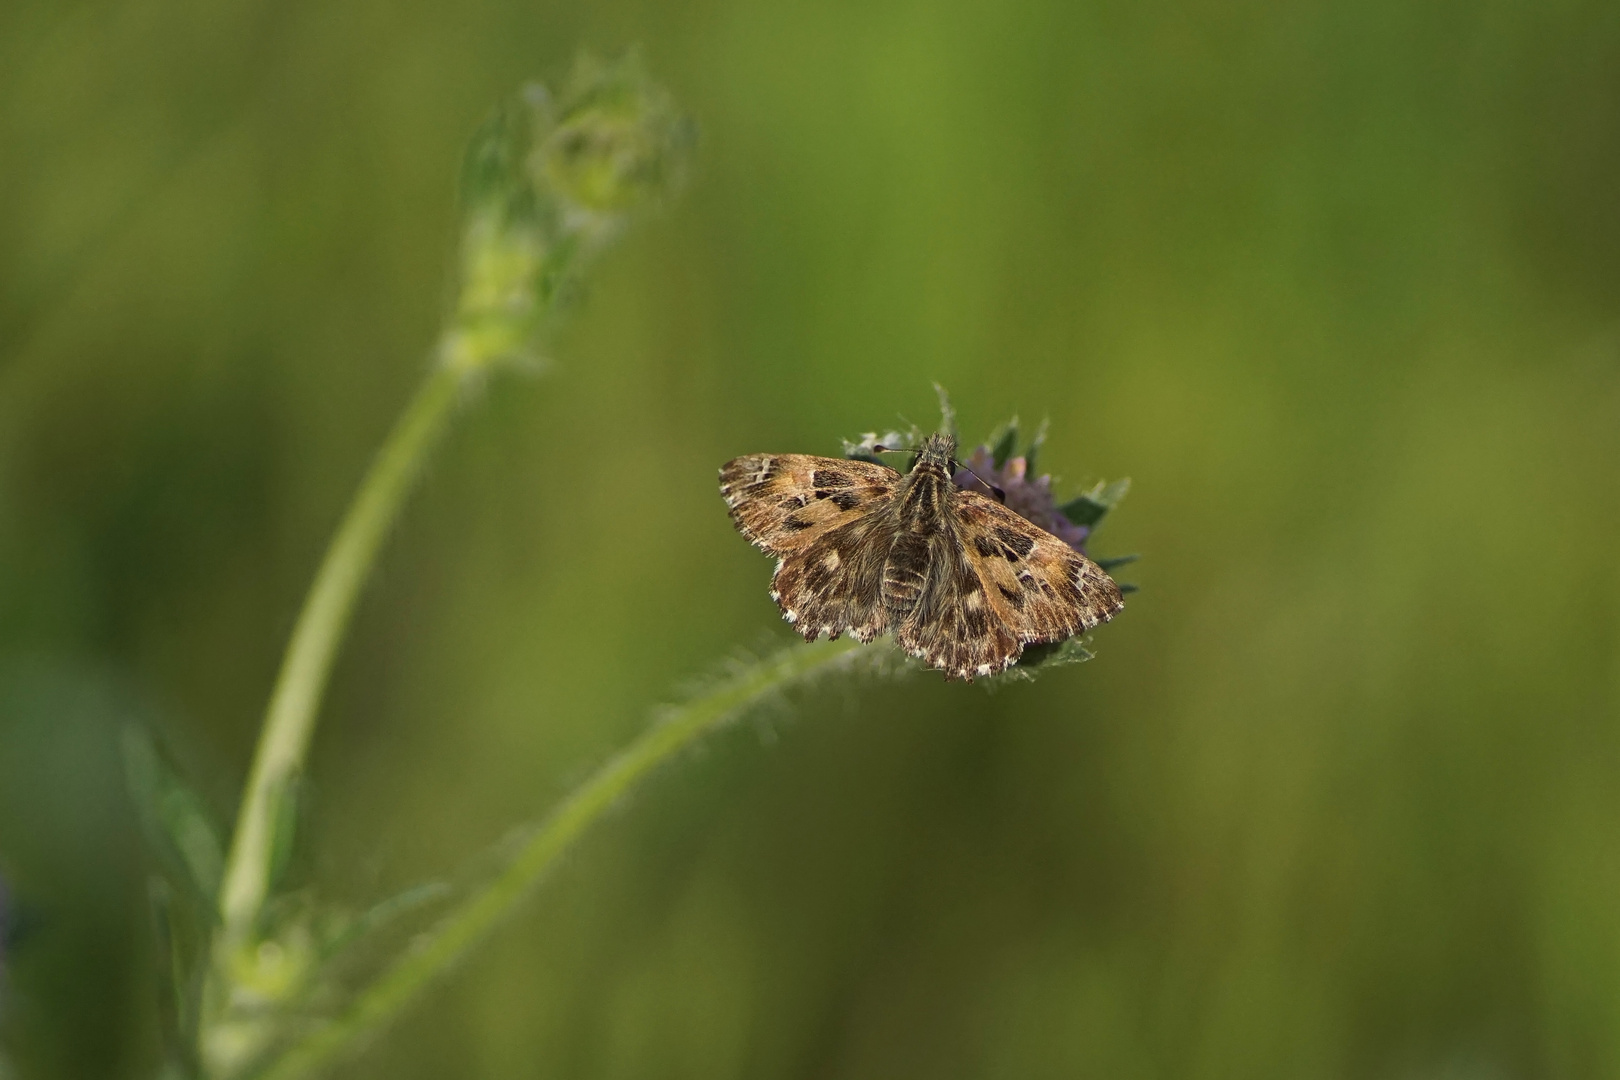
<box><xmin>719</xmin><ymin>454</ymin><xmax>898</xmax><ymax>552</ymax></box>
<box><xmin>893</xmin><ymin>528</ymin><xmax>1022</xmax><ymax>678</ymax></box>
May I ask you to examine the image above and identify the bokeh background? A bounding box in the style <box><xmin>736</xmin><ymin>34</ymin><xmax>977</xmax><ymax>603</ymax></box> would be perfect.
<box><xmin>3</xmin><ymin>0</ymin><xmax>1619</xmax><ymax>1076</ymax></box>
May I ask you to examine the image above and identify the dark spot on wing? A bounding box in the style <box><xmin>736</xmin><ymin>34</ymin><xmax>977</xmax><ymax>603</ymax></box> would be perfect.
<box><xmin>784</xmin><ymin>515</ymin><xmax>814</xmax><ymax>532</ymax></box>
<box><xmin>812</xmin><ymin>468</ymin><xmax>854</xmax><ymax>488</ymax></box>
<box><xmin>994</xmin><ymin>528</ymin><xmax>1036</xmax><ymax>558</ymax></box>
<box><xmin>832</xmin><ymin>491</ymin><xmax>862</xmax><ymax>511</ymax></box>
<box><xmin>997</xmin><ymin>584</ymin><xmax>1024</xmax><ymax>607</ymax></box>
<box><xmin>973</xmin><ymin>535</ymin><xmax>999</xmax><ymax>559</ymax></box>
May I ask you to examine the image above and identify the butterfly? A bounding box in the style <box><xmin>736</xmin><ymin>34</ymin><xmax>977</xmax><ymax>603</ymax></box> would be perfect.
<box><xmin>719</xmin><ymin>431</ymin><xmax>1124</xmax><ymax>680</ymax></box>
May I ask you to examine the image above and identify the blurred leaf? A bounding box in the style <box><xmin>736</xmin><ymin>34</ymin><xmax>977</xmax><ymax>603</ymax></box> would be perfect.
<box><xmin>1022</xmin><ymin>418</ymin><xmax>1050</xmax><ymax>474</ymax></box>
<box><xmin>145</xmin><ymin>875</ymin><xmax>205</xmax><ymax>1068</ymax></box>
<box><xmin>1056</xmin><ymin>496</ymin><xmax>1108</xmax><ymax>527</ymax></box>
<box><xmin>0</xmin><ymin>880</ymin><xmax>33</xmax><ymax>952</ymax></box>
<box><xmin>1096</xmin><ymin>554</ymin><xmax>1139</xmax><ymax>571</ymax></box>
<box><xmin>459</xmin><ymin>90</ymin><xmax>544</xmax><ymax>217</ymax></box>
<box><xmin>1007</xmin><ymin>637</ymin><xmax>1095</xmax><ymax>676</ymax></box>
<box><xmin>318</xmin><ymin>881</ymin><xmax>453</xmax><ymax>971</ymax></box>
<box><xmin>266</xmin><ymin>772</ymin><xmax>303</xmax><ymax>897</ymax></box>
<box><xmin>120</xmin><ymin>726</ymin><xmax>224</xmax><ymax>915</ymax></box>
<box><xmin>989</xmin><ymin>418</ymin><xmax>1020</xmax><ymax>468</ymax></box>
<box><xmin>1057</xmin><ymin>477</ymin><xmax>1131</xmax><ymax>528</ymax></box>
<box><xmin>1119</xmin><ymin>582</ymin><xmax>1140</xmax><ymax>595</ymax></box>
<box><xmin>1100</xmin><ymin>477</ymin><xmax>1131</xmax><ymax>502</ymax></box>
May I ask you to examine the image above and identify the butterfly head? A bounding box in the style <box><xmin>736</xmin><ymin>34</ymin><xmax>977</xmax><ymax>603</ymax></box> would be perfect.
<box><xmin>914</xmin><ymin>431</ymin><xmax>958</xmax><ymax>471</ymax></box>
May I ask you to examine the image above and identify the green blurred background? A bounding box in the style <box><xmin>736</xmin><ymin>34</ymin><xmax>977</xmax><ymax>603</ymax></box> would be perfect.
<box><xmin>3</xmin><ymin>0</ymin><xmax>1619</xmax><ymax>1076</ymax></box>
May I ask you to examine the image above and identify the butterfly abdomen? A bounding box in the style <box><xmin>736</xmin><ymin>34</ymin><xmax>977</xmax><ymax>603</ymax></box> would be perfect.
<box><xmin>883</xmin><ymin>460</ymin><xmax>954</xmax><ymax>618</ymax></box>
<box><xmin>881</xmin><ymin>531</ymin><xmax>929</xmax><ymax>617</ymax></box>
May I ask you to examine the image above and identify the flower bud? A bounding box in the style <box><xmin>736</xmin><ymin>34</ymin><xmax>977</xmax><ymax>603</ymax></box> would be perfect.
<box><xmin>536</xmin><ymin>52</ymin><xmax>695</xmax><ymax>219</ymax></box>
<box><xmin>442</xmin><ymin>52</ymin><xmax>693</xmax><ymax>373</ymax></box>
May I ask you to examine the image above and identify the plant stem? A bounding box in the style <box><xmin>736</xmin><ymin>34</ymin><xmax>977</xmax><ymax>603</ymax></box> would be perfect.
<box><xmin>217</xmin><ymin>361</ymin><xmax>465</xmax><ymax>948</ymax></box>
<box><xmin>252</xmin><ymin>635</ymin><xmax>866</xmax><ymax>1080</ymax></box>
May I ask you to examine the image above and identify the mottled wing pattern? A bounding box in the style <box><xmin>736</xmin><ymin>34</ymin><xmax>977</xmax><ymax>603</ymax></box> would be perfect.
<box><xmin>890</xmin><ymin>527</ymin><xmax>1024</xmax><ymax>679</ymax></box>
<box><xmin>719</xmin><ymin>454</ymin><xmax>896</xmax><ymax>551</ymax></box>
<box><xmin>719</xmin><ymin>454</ymin><xmax>900</xmax><ymax>642</ymax></box>
<box><xmin>720</xmin><ymin>445</ymin><xmax>1125</xmax><ymax>680</ymax></box>
<box><xmin>954</xmin><ymin>490</ymin><xmax>1125</xmax><ymax>656</ymax></box>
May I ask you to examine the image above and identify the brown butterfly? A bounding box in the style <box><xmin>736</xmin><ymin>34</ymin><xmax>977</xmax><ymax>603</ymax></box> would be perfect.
<box><xmin>719</xmin><ymin>432</ymin><xmax>1124</xmax><ymax>681</ymax></box>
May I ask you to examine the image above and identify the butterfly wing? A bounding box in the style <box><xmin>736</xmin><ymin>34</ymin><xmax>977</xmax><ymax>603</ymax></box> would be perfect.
<box><xmin>720</xmin><ymin>454</ymin><xmax>900</xmax><ymax>641</ymax></box>
<box><xmin>953</xmin><ymin>489</ymin><xmax>1125</xmax><ymax>652</ymax></box>
<box><xmin>720</xmin><ymin>453</ymin><xmax>1125</xmax><ymax>671</ymax></box>
<box><xmin>891</xmin><ymin>526</ymin><xmax>1025</xmax><ymax>679</ymax></box>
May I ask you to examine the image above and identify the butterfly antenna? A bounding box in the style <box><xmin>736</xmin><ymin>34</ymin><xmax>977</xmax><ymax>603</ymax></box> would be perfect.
<box><xmin>952</xmin><ymin>460</ymin><xmax>1006</xmax><ymax>503</ymax></box>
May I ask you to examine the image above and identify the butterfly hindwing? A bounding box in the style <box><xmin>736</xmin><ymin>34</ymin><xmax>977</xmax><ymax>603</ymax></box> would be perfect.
<box><xmin>954</xmin><ymin>490</ymin><xmax>1125</xmax><ymax>647</ymax></box>
<box><xmin>771</xmin><ymin>508</ymin><xmax>898</xmax><ymax>642</ymax></box>
<box><xmin>893</xmin><ymin>527</ymin><xmax>1023</xmax><ymax>678</ymax></box>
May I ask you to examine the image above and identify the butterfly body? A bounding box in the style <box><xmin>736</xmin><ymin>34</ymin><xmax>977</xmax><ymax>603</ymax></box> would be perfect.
<box><xmin>720</xmin><ymin>432</ymin><xmax>1123</xmax><ymax>681</ymax></box>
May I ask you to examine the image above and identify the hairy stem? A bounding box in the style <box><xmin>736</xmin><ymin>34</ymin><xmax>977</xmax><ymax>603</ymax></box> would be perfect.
<box><xmin>253</xmin><ymin>636</ymin><xmax>866</xmax><ymax>1080</ymax></box>
<box><xmin>217</xmin><ymin>361</ymin><xmax>464</xmax><ymax>947</ymax></box>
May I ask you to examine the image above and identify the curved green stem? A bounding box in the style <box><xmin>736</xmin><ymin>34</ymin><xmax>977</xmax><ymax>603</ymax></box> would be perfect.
<box><xmin>217</xmin><ymin>362</ymin><xmax>465</xmax><ymax>946</ymax></box>
<box><xmin>252</xmin><ymin>635</ymin><xmax>867</xmax><ymax>1080</ymax></box>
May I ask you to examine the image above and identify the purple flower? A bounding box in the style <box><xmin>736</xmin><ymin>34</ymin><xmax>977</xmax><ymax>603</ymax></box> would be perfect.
<box><xmin>952</xmin><ymin>446</ymin><xmax>1093</xmax><ymax>552</ymax></box>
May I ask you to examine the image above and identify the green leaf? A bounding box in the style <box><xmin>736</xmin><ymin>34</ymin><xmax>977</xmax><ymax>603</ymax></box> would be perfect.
<box><xmin>1008</xmin><ymin>637</ymin><xmax>1095</xmax><ymax>676</ymax></box>
<box><xmin>121</xmin><ymin>726</ymin><xmax>225</xmax><ymax>912</ymax></box>
<box><xmin>1057</xmin><ymin>476</ymin><xmax>1132</xmax><ymax>528</ymax></box>
<box><xmin>1056</xmin><ymin>495</ymin><xmax>1108</xmax><ymax>527</ymax></box>
<box><xmin>1096</xmin><ymin>477</ymin><xmax>1132</xmax><ymax>506</ymax></box>
<box><xmin>989</xmin><ymin>418</ymin><xmax>1020</xmax><ymax>468</ymax></box>
<box><xmin>459</xmin><ymin>91</ymin><xmax>545</xmax><ymax>217</ymax></box>
<box><xmin>1095</xmin><ymin>554</ymin><xmax>1139</xmax><ymax>571</ymax></box>
<box><xmin>1119</xmin><ymin>582</ymin><xmax>1140</xmax><ymax>594</ymax></box>
<box><xmin>1023</xmin><ymin>418</ymin><xmax>1050</xmax><ymax>474</ymax></box>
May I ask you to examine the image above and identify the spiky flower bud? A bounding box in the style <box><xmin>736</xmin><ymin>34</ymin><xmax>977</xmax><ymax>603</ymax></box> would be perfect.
<box><xmin>537</xmin><ymin>52</ymin><xmax>694</xmax><ymax>219</ymax></box>
<box><xmin>441</xmin><ymin>53</ymin><xmax>694</xmax><ymax>374</ymax></box>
